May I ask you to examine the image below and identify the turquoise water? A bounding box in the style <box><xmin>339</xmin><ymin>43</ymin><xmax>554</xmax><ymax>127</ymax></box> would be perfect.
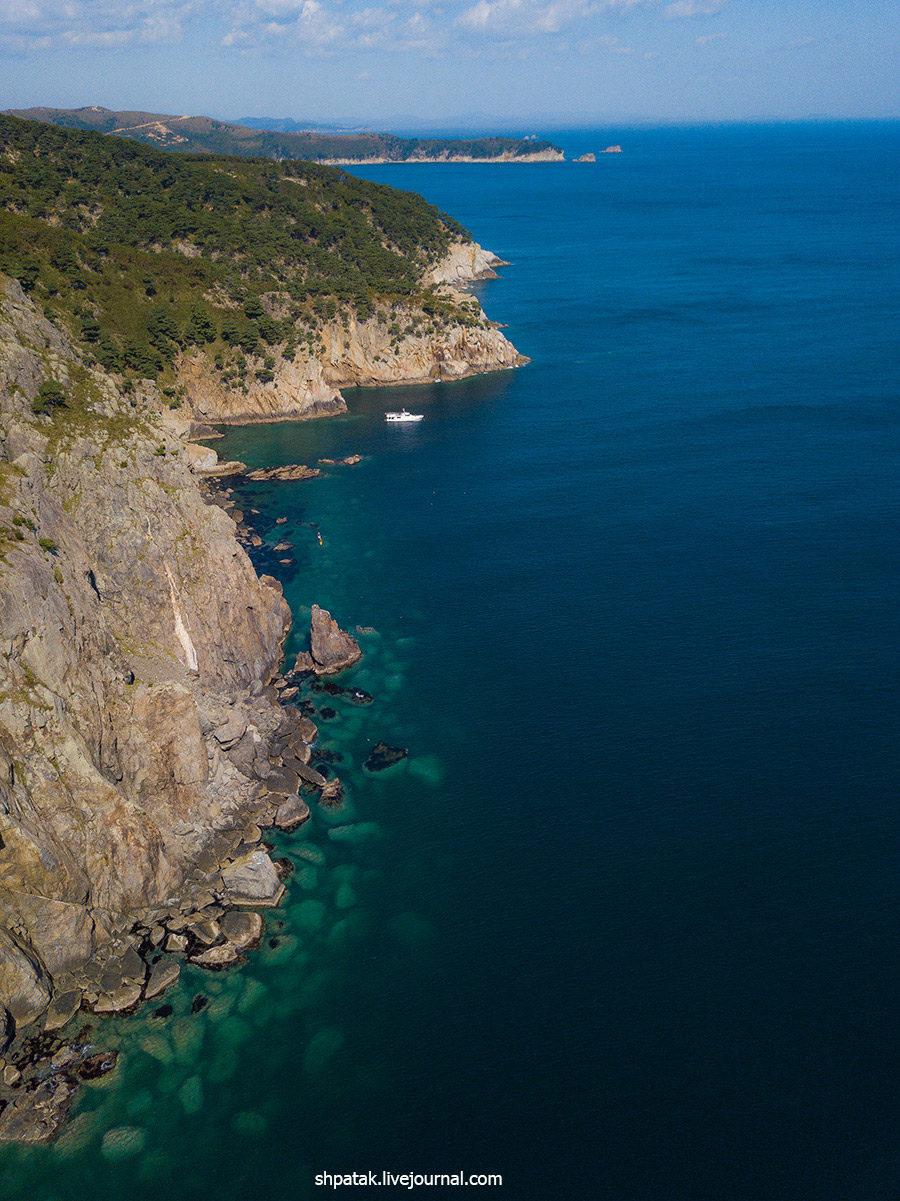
<box><xmin>5</xmin><ymin>122</ymin><xmax>900</xmax><ymax>1199</ymax></box>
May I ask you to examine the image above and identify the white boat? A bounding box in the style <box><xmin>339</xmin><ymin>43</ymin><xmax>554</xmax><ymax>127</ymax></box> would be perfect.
<box><xmin>385</xmin><ymin>409</ymin><xmax>424</xmax><ymax>423</ymax></box>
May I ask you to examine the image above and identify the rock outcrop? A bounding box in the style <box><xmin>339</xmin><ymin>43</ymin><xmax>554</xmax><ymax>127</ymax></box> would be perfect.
<box><xmin>244</xmin><ymin>464</ymin><xmax>321</xmax><ymax>482</ymax></box>
<box><xmin>423</xmin><ymin>240</ymin><xmax>509</xmax><ymax>286</ymax></box>
<box><xmin>293</xmin><ymin>605</ymin><xmax>362</xmax><ymax>677</ymax></box>
<box><xmin>178</xmin><ymin>240</ymin><xmax>527</xmax><ymax>426</ymax></box>
<box><xmin>0</xmin><ymin>275</ymin><xmax>307</xmax><ymax>1028</ymax></box>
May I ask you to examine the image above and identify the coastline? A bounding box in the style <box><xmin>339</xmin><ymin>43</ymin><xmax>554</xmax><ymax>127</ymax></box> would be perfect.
<box><xmin>0</xmin><ymin>237</ymin><xmax>522</xmax><ymax>1145</ymax></box>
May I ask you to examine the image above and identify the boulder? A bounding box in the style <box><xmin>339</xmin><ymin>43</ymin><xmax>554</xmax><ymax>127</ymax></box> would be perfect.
<box><xmin>294</xmin><ymin>760</ymin><xmax>327</xmax><ymax>790</ymax></box>
<box><xmin>185</xmin><ymin>918</ymin><xmax>220</xmax><ymax>946</ymax></box>
<box><xmin>319</xmin><ymin>778</ymin><xmax>345</xmax><ymax>807</ymax></box>
<box><xmin>219</xmin><ymin>911</ymin><xmax>263</xmax><ymax>950</ymax></box>
<box><xmin>221</xmin><ymin>851</ymin><xmax>285</xmax><ymax>908</ymax></box>
<box><xmin>0</xmin><ymin>929</ymin><xmax>51</xmax><ymax>1025</ymax></box>
<box><xmin>0</xmin><ymin>1076</ymin><xmax>79</xmax><ymax>1144</ymax></box>
<box><xmin>93</xmin><ymin>984</ymin><xmax>143</xmax><ymax>1015</ymax></box>
<box><xmin>274</xmin><ymin>795</ymin><xmax>311</xmax><ymax>832</ymax></box>
<box><xmin>144</xmin><ymin>960</ymin><xmax>180</xmax><ymax>1000</ymax></box>
<box><xmin>308</xmin><ymin>605</ymin><xmax>362</xmax><ymax>675</ymax></box>
<box><xmin>190</xmin><ymin>943</ymin><xmax>241</xmax><ymax>970</ymax></box>
<box><xmin>43</xmin><ymin>989</ymin><xmax>82</xmax><ymax>1033</ymax></box>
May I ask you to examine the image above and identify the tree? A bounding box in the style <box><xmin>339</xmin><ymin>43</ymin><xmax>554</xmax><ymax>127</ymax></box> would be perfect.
<box><xmin>32</xmin><ymin>379</ymin><xmax>67</xmax><ymax>413</ymax></box>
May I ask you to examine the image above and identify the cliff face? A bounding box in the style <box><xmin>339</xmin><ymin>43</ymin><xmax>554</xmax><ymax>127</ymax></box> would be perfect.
<box><xmin>181</xmin><ymin>241</ymin><xmax>526</xmax><ymax>426</ymax></box>
<box><xmin>319</xmin><ymin>149</ymin><xmax>565</xmax><ymax>164</ymax></box>
<box><xmin>0</xmin><ymin>276</ymin><xmax>296</xmax><ymax>1024</ymax></box>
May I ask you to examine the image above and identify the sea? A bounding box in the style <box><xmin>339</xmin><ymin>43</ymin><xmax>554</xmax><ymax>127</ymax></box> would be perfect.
<box><xmin>4</xmin><ymin>121</ymin><xmax>900</xmax><ymax>1201</ymax></box>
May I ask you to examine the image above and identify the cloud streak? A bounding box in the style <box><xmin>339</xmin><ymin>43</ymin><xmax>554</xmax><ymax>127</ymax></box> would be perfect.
<box><xmin>0</xmin><ymin>0</ymin><xmax>727</xmax><ymax>54</ymax></box>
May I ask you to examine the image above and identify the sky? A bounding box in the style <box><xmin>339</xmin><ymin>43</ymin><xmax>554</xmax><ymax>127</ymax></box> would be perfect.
<box><xmin>0</xmin><ymin>0</ymin><xmax>898</xmax><ymax>128</ymax></box>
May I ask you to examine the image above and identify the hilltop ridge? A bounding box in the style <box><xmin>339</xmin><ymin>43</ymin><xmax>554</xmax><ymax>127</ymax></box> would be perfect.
<box><xmin>5</xmin><ymin>106</ymin><xmax>565</xmax><ymax>164</ymax></box>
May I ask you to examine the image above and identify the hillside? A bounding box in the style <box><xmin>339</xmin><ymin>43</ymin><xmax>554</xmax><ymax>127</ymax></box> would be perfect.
<box><xmin>5</xmin><ymin>106</ymin><xmax>565</xmax><ymax>164</ymax></box>
<box><xmin>0</xmin><ymin>114</ymin><xmax>525</xmax><ymax>423</ymax></box>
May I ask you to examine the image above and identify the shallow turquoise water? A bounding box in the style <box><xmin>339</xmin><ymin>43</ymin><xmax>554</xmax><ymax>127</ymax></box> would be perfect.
<box><xmin>5</xmin><ymin>122</ymin><xmax>900</xmax><ymax>1199</ymax></box>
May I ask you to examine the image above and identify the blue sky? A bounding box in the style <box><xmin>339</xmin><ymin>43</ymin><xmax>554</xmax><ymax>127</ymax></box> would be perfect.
<box><xmin>0</xmin><ymin>1</ymin><xmax>898</xmax><ymax>127</ymax></box>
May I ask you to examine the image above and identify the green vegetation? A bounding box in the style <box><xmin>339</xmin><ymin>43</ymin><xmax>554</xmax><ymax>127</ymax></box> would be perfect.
<box><xmin>38</xmin><ymin>537</ymin><xmax>57</xmax><ymax>552</ymax></box>
<box><xmin>5</xmin><ymin>107</ymin><xmax>563</xmax><ymax>165</ymax></box>
<box><xmin>0</xmin><ymin>114</ymin><xmax>476</xmax><ymax>389</ymax></box>
<box><xmin>31</xmin><ymin>379</ymin><xmax>67</xmax><ymax>414</ymax></box>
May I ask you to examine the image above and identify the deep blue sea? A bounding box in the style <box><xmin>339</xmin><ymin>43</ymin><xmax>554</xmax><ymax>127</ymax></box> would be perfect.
<box><xmin>6</xmin><ymin>122</ymin><xmax>900</xmax><ymax>1201</ymax></box>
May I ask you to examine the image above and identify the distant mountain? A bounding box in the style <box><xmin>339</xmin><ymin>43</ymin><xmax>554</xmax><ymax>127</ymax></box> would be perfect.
<box><xmin>235</xmin><ymin>117</ymin><xmax>369</xmax><ymax>134</ymax></box>
<box><xmin>4</xmin><ymin>106</ymin><xmax>565</xmax><ymax>163</ymax></box>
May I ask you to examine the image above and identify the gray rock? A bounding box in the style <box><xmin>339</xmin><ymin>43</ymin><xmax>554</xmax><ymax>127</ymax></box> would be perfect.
<box><xmin>43</xmin><ymin>989</ymin><xmax>82</xmax><ymax>1033</ymax></box>
<box><xmin>185</xmin><ymin>918</ymin><xmax>220</xmax><ymax>946</ymax></box>
<box><xmin>218</xmin><ymin>911</ymin><xmax>263</xmax><ymax>950</ymax></box>
<box><xmin>220</xmin><ymin>851</ymin><xmax>285</xmax><ymax>908</ymax></box>
<box><xmin>0</xmin><ymin>1076</ymin><xmax>79</xmax><ymax>1144</ymax></box>
<box><xmin>0</xmin><ymin>930</ymin><xmax>51</xmax><ymax>1025</ymax></box>
<box><xmin>166</xmin><ymin>933</ymin><xmax>188</xmax><ymax>955</ymax></box>
<box><xmin>294</xmin><ymin>761</ymin><xmax>327</xmax><ymax>790</ymax></box>
<box><xmin>144</xmin><ymin>960</ymin><xmax>180</xmax><ymax>1000</ymax></box>
<box><xmin>0</xmin><ymin>1004</ymin><xmax>12</xmax><ymax>1052</ymax></box>
<box><xmin>274</xmin><ymin>795</ymin><xmax>310</xmax><ymax>832</ymax></box>
<box><xmin>309</xmin><ymin>605</ymin><xmax>362</xmax><ymax>675</ymax></box>
<box><xmin>119</xmin><ymin>947</ymin><xmax>147</xmax><ymax>983</ymax></box>
<box><xmin>214</xmin><ymin>717</ymin><xmax>247</xmax><ymax>748</ymax></box>
<box><xmin>93</xmin><ymin>984</ymin><xmax>142</xmax><ymax>1014</ymax></box>
<box><xmin>267</xmin><ymin>765</ymin><xmax>300</xmax><ymax>798</ymax></box>
<box><xmin>190</xmin><ymin>943</ymin><xmax>241</xmax><ymax>969</ymax></box>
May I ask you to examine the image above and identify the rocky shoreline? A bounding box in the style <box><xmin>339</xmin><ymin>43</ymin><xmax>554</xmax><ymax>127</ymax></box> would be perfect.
<box><xmin>0</xmin><ymin>278</ymin><xmax>419</xmax><ymax>1145</ymax></box>
<box><xmin>0</xmin><ymin>227</ymin><xmax>519</xmax><ymax>1146</ymax></box>
<box><xmin>180</xmin><ymin>241</ymin><xmax>527</xmax><ymax>427</ymax></box>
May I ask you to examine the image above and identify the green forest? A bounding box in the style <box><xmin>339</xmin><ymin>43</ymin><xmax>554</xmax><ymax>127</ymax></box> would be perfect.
<box><xmin>0</xmin><ymin>114</ymin><xmax>476</xmax><ymax>389</ymax></box>
<box><xmin>6</xmin><ymin>107</ymin><xmax>562</xmax><ymax>164</ymax></box>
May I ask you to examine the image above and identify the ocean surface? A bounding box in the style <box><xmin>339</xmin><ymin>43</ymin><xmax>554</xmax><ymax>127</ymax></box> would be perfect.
<box><xmin>5</xmin><ymin>121</ymin><xmax>900</xmax><ymax>1200</ymax></box>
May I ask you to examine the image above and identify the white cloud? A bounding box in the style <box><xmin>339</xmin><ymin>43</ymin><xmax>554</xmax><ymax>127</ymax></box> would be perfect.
<box><xmin>0</xmin><ymin>0</ymin><xmax>201</xmax><ymax>50</ymax></box>
<box><xmin>0</xmin><ymin>0</ymin><xmax>727</xmax><ymax>55</ymax></box>
<box><xmin>664</xmin><ymin>0</ymin><xmax>725</xmax><ymax>18</ymax></box>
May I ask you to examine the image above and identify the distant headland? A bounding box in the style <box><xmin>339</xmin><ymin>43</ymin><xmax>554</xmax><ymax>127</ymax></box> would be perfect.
<box><xmin>3</xmin><ymin>106</ymin><xmax>566</xmax><ymax>164</ymax></box>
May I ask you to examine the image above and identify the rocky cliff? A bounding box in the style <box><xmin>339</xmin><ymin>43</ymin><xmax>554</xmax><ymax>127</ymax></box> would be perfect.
<box><xmin>0</xmin><ymin>274</ymin><xmax>315</xmax><ymax>1033</ymax></box>
<box><xmin>181</xmin><ymin>241</ymin><xmax>527</xmax><ymax>426</ymax></box>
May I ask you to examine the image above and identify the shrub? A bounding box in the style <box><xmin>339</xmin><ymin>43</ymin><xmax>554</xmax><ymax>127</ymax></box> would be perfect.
<box><xmin>38</xmin><ymin>537</ymin><xmax>57</xmax><ymax>552</ymax></box>
<box><xmin>32</xmin><ymin>379</ymin><xmax>67</xmax><ymax>414</ymax></box>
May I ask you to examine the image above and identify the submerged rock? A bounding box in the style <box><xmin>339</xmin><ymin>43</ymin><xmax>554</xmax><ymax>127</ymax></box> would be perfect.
<box><xmin>364</xmin><ymin>742</ymin><xmax>409</xmax><ymax>773</ymax></box>
<box><xmin>100</xmin><ymin>1125</ymin><xmax>147</xmax><ymax>1161</ymax></box>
